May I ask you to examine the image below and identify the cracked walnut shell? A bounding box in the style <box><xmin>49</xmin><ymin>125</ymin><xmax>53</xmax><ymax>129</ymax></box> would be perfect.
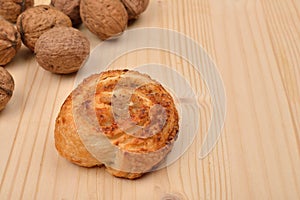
<box><xmin>16</xmin><ymin>5</ymin><xmax>72</xmax><ymax>51</ymax></box>
<box><xmin>0</xmin><ymin>67</ymin><xmax>14</xmax><ymax>111</ymax></box>
<box><xmin>35</xmin><ymin>27</ymin><xmax>90</xmax><ymax>74</ymax></box>
<box><xmin>0</xmin><ymin>0</ymin><xmax>34</xmax><ymax>23</ymax></box>
<box><xmin>80</xmin><ymin>0</ymin><xmax>128</xmax><ymax>40</ymax></box>
<box><xmin>0</xmin><ymin>19</ymin><xmax>21</xmax><ymax>66</ymax></box>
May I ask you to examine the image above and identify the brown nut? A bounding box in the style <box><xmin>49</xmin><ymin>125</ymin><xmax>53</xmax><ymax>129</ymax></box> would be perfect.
<box><xmin>80</xmin><ymin>0</ymin><xmax>128</xmax><ymax>40</ymax></box>
<box><xmin>16</xmin><ymin>5</ymin><xmax>72</xmax><ymax>51</ymax></box>
<box><xmin>121</xmin><ymin>0</ymin><xmax>149</xmax><ymax>20</ymax></box>
<box><xmin>0</xmin><ymin>67</ymin><xmax>14</xmax><ymax>111</ymax></box>
<box><xmin>0</xmin><ymin>19</ymin><xmax>21</xmax><ymax>66</ymax></box>
<box><xmin>35</xmin><ymin>27</ymin><xmax>90</xmax><ymax>74</ymax></box>
<box><xmin>51</xmin><ymin>0</ymin><xmax>82</xmax><ymax>27</ymax></box>
<box><xmin>0</xmin><ymin>0</ymin><xmax>34</xmax><ymax>23</ymax></box>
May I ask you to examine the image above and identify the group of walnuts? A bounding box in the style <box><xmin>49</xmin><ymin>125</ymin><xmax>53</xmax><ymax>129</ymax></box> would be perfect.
<box><xmin>0</xmin><ymin>0</ymin><xmax>149</xmax><ymax>111</ymax></box>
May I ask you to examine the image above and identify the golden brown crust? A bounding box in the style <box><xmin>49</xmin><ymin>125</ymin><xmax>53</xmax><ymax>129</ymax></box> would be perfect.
<box><xmin>105</xmin><ymin>166</ymin><xmax>142</xmax><ymax>179</ymax></box>
<box><xmin>94</xmin><ymin>70</ymin><xmax>179</xmax><ymax>152</ymax></box>
<box><xmin>55</xmin><ymin>69</ymin><xmax>179</xmax><ymax>179</ymax></box>
<box><xmin>55</xmin><ymin>94</ymin><xmax>102</xmax><ymax>167</ymax></box>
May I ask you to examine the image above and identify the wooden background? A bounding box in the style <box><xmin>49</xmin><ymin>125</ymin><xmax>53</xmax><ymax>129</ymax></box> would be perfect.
<box><xmin>0</xmin><ymin>0</ymin><xmax>299</xmax><ymax>199</ymax></box>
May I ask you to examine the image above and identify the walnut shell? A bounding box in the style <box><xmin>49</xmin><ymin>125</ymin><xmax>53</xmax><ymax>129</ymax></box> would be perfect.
<box><xmin>80</xmin><ymin>0</ymin><xmax>128</xmax><ymax>40</ymax></box>
<box><xmin>121</xmin><ymin>0</ymin><xmax>149</xmax><ymax>19</ymax></box>
<box><xmin>0</xmin><ymin>0</ymin><xmax>34</xmax><ymax>23</ymax></box>
<box><xmin>16</xmin><ymin>5</ymin><xmax>72</xmax><ymax>51</ymax></box>
<box><xmin>0</xmin><ymin>67</ymin><xmax>14</xmax><ymax>111</ymax></box>
<box><xmin>0</xmin><ymin>19</ymin><xmax>21</xmax><ymax>66</ymax></box>
<box><xmin>35</xmin><ymin>27</ymin><xmax>90</xmax><ymax>74</ymax></box>
<box><xmin>51</xmin><ymin>0</ymin><xmax>82</xmax><ymax>27</ymax></box>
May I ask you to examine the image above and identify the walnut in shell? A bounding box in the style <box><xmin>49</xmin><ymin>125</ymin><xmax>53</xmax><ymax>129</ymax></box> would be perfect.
<box><xmin>0</xmin><ymin>19</ymin><xmax>21</xmax><ymax>66</ymax></box>
<box><xmin>35</xmin><ymin>27</ymin><xmax>90</xmax><ymax>74</ymax></box>
<box><xmin>55</xmin><ymin>70</ymin><xmax>179</xmax><ymax>179</ymax></box>
<box><xmin>121</xmin><ymin>0</ymin><xmax>149</xmax><ymax>19</ymax></box>
<box><xmin>0</xmin><ymin>67</ymin><xmax>14</xmax><ymax>111</ymax></box>
<box><xmin>51</xmin><ymin>0</ymin><xmax>82</xmax><ymax>26</ymax></box>
<box><xmin>16</xmin><ymin>5</ymin><xmax>72</xmax><ymax>51</ymax></box>
<box><xmin>80</xmin><ymin>0</ymin><xmax>128</xmax><ymax>40</ymax></box>
<box><xmin>0</xmin><ymin>0</ymin><xmax>34</xmax><ymax>23</ymax></box>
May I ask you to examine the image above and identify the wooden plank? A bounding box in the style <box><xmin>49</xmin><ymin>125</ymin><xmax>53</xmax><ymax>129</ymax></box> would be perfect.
<box><xmin>0</xmin><ymin>0</ymin><xmax>299</xmax><ymax>199</ymax></box>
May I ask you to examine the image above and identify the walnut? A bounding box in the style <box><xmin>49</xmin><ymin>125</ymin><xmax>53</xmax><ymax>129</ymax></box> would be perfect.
<box><xmin>0</xmin><ymin>67</ymin><xmax>14</xmax><ymax>111</ymax></box>
<box><xmin>121</xmin><ymin>0</ymin><xmax>149</xmax><ymax>19</ymax></box>
<box><xmin>50</xmin><ymin>0</ymin><xmax>82</xmax><ymax>27</ymax></box>
<box><xmin>16</xmin><ymin>5</ymin><xmax>72</xmax><ymax>51</ymax></box>
<box><xmin>80</xmin><ymin>0</ymin><xmax>128</xmax><ymax>40</ymax></box>
<box><xmin>0</xmin><ymin>19</ymin><xmax>21</xmax><ymax>66</ymax></box>
<box><xmin>35</xmin><ymin>27</ymin><xmax>90</xmax><ymax>74</ymax></box>
<box><xmin>0</xmin><ymin>0</ymin><xmax>34</xmax><ymax>23</ymax></box>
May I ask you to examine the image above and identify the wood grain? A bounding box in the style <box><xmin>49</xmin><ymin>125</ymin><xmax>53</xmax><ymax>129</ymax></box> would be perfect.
<box><xmin>0</xmin><ymin>0</ymin><xmax>299</xmax><ymax>199</ymax></box>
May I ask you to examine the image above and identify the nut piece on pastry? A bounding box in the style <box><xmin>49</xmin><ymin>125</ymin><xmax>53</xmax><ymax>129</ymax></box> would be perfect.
<box><xmin>55</xmin><ymin>69</ymin><xmax>179</xmax><ymax>179</ymax></box>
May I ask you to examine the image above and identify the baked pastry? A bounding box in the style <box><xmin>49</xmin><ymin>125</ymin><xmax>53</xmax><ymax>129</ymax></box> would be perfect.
<box><xmin>55</xmin><ymin>69</ymin><xmax>179</xmax><ymax>179</ymax></box>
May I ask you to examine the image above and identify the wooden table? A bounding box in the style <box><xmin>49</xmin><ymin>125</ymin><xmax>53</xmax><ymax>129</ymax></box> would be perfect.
<box><xmin>1</xmin><ymin>0</ymin><xmax>299</xmax><ymax>199</ymax></box>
